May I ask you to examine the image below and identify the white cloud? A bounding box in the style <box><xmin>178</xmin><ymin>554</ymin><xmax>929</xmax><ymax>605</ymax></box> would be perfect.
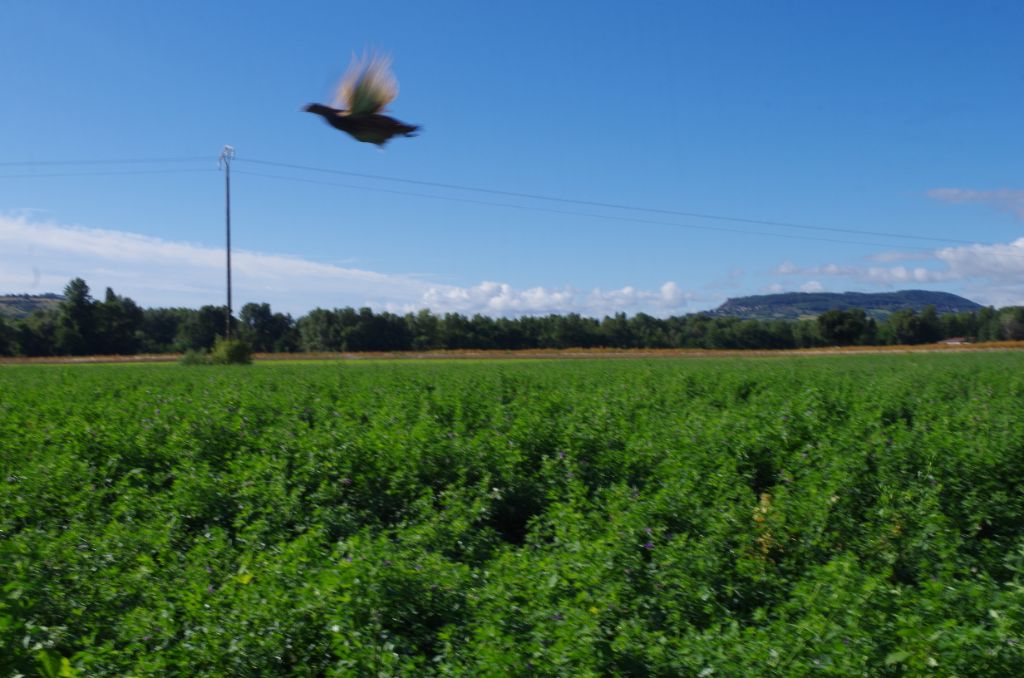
<box><xmin>660</xmin><ymin>281</ymin><xmax>687</xmax><ymax>305</ymax></box>
<box><xmin>934</xmin><ymin>238</ymin><xmax>1024</xmax><ymax>278</ymax></box>
<box><xmin>0</xmin><ymin>213</ymin><xmax>694</xmax><ymax>317</ymax></box>
<box><xmin>861</xmin><ymin>265</ymin><xmax>955</xmax><ymax>285</ymax></box>
<box><xmin>927</xmin><ymin>188</ymin><xmax>1024</xmax><ymax>219</ymax></box>
<box><xmin>769</xmin><ymin>237</ymin><xmax>1024</xmax><ymax>306</ymax></box>
<box><xmin>0</xmin><ymin>213</ymin><xmax>430</xmax><ymax>311</ymax></box>
<box><xmin>420</xmin><ymin>282</ymin><xmax>578</xmax><ymax>315</ymax></box>
<box><xmin>758</xmin><ymin>280</ymin><xmax>825</xmax><ymax>294</ymax></box>
<box><xmin>866</xmin><ymin>250</ymin><xmax>935</xmax><ymax>263</ymax></box>
<box><xmin>415</xmin><ymin>280</ymin><xmax>694</xmax><ymax>317</ymax></box>
<box><xmin>774</xmin><ymin>262</ymin><xmax>858</xmax><ymax>277</ymax></box>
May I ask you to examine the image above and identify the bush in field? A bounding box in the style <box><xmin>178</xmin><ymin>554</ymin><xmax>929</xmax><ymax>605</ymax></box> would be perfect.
<box><xmin>210</xmin><ymin>337</ymin><xmax>252</xmax><ymax>364</ymax></box>
<box><xmin>179</xmin><ymin>338</ymin><xmax>251</xmax><ymax>365</ymax></box>
<box><xmin>178</xmin><ymin>348</ymin><xmax>210</xmax><ymax>365</ymax></box>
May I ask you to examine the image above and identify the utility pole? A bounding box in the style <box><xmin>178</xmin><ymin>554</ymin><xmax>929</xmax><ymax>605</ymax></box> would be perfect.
<box><xmin>219</xmin><ymin>145</ymin><xmax>235</xmax><ymax>340</ymax></box>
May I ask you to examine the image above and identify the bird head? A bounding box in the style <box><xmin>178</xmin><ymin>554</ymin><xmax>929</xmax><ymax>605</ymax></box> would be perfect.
<box><xmin>303</xmin><ymin>103</ymin><xmax>334</xmax><ymax>116</ymax></box>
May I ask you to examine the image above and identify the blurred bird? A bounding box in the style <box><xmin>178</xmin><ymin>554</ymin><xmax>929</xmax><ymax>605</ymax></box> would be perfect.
<box><xmin>304</xmin><ymin>53</ymin><xmax>420</xmax><ymax>147</ymax></box>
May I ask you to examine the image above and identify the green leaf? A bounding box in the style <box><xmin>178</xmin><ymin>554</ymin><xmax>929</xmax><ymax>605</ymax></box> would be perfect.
<box><xmin>36</xmin><ymin>650</ymin><xmax>75</xmax><ymax>678</ymax></box>
<box><xmin>884</xmin><ymin>650</ymin><xmax>910</xmax><ymax>665</ymax></box>
<box><xmin>36</xmin><ymin>650</ymin><xmax>59</xmax><ymax>678</ymax></box>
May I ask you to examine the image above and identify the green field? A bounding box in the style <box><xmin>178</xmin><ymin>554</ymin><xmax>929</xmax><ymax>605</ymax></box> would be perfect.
<box><xmin>3</xmin><ymin>355</ymin><xmax>1024</xmax><ymax>675</ymax></box>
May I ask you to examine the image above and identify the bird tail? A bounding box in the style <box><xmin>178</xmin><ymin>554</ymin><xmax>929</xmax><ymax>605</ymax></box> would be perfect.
<box><xmin>336</xmin><ymin>51</ymin><xmax>398</xmax><ymax>115</ymax></box>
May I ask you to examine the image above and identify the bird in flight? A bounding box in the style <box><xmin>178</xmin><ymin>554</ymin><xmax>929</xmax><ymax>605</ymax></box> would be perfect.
<box><xmin>304</xmin><ymin>53</ymin><xmax>420</xmax><ymax>147</ymax></box>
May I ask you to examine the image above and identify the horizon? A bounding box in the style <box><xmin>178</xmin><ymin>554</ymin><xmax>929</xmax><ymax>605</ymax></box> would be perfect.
<box><xmin>3</xmin><ymin>2</ymin><xmax>1023</xmax><ymax>316</ymax></box>
<box><xmin>0</xmin><ymin>284</ymin><xmax>990</xmax><ymax>320</ymax></box>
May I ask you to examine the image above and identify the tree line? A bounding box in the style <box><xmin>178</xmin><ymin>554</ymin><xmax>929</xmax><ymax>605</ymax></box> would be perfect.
<box><xmin>2</xmin><ymin>278</ymin><xmax>1023</xmax><ymax>357</ymax></box>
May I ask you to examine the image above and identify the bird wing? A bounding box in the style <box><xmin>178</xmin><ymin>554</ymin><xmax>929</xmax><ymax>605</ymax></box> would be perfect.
<box><xmin>333</xmin><ymin>52</ymin><xmax>398</xmax><ymax>116</ymax></box>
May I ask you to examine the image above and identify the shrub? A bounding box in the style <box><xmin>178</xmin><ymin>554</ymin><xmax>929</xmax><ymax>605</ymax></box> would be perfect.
<box><xmin>210</xmin><ymin>338</ymin><xmax>252</xmax><ymax>365</ymax></box>
<box><xmin>179</xmin><ymin>348</ymin><xmax>210</xmax><ymax>365</ymax></box>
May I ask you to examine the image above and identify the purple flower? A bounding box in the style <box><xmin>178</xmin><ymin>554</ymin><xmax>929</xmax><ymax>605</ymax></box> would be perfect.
<box><xmin>643</xmin><ymin>542</ymin><xmax>654</xmax><ymax>550</ymax></box>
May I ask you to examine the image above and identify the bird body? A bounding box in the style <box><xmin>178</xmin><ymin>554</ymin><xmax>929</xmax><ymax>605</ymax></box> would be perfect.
<box><xmin>304</xmin><ymin>103</ymin><xmax>419</xmax><ymax>146</ymax></box>
<box><xmin>305</xmin><ymin>53</ymin><xmax>420</xmax><ymax>147</ymax></box>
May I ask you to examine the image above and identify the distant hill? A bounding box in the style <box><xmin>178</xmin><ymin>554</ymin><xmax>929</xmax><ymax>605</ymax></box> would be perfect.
<box><xmin>0</xmin><ymin>293</ymin><xmax>63</xmax><ymax>319</ymax></box>
<box><xmin>709</xmin><ymin>290</ymin><xmax>983</xmax><ymax>320</ymax></box>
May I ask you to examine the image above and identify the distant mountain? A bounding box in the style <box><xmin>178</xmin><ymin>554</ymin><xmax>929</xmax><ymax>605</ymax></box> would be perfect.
<box><xmin>0</xmin><ymin>293</ymin><xmax>63</xmax><ymax>319</ymax></box>
<box><xmin>709</xmin><ymin>290</ymin><xmax>983</xmax><ymax>320</ymax></box>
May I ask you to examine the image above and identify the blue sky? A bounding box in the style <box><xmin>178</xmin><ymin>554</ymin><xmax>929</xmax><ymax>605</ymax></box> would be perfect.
<box><xmin>2</xmin><ymin>1</ymin><xmax>1023</xmax><ymax>316</ymax></box>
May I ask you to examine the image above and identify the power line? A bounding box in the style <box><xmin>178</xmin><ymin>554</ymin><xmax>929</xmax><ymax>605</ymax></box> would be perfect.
<box><xmin>0</xmin><ymin>152</ymin><xmax>990</xmax><ymax>248</ymax></box>
<box><xmin>236</xmin><ymin>156</ymin><xmax>979</xmax><ymax>246</ymax></box>
<box><xmin>234</xmin><ymin>168</ymin><xmax>937</xmax><ymax>252</ymax></box>
<box><xmin>1</xmin><ymin>152</ymin><xmax>1011</xmax><ymax>256</ymax></box>
<box><xmin>0</xmin><ymin>156</ymin><xmax>214</xmax><ymax>167</ymax></box>
<box><xmin>0</xmin><ymin>168</ymin><xmax>217</xmax><ymax>179</ymax></box>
